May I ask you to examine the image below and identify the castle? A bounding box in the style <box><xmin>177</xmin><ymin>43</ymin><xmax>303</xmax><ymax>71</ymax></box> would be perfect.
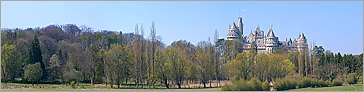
<box><xmin>225</xmin><ymin>16</ymin><xmax>308</xmax><ymax>54</ymax></box>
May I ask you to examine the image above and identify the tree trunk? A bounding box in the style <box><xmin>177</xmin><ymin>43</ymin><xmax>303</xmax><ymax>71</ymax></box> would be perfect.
<box><xmin>164</xmin><ymin>79</ymin><xmax>169</xmax><ymax>89</ymax></box>
<box><xmin>187</xmin><ymin>80</ymin><xmax>190</xmax><ymax>88</ymax></box>
<box><xmin>117</xmin><ymin>83</ymin><xmax>120</xmax><ymax>88</ymax></box>
<box><xmin>110</xmin><ymin>80</ymin><xmax>113</xmax><ymax>88</ymax></box>
<box><xmin>125</xmin><ymin>78</ymin><xmax>128</xmax><ymax>85</ymax></box>
<box><xmin>91</xmin><ymin>70</ymin><xmax>95</xmax><ymax>85</ymax></box>
<box><xmin>210</xmin><ymin>80</ymin><xmax>212</xmax><ymax>88</ymax></box>
<box><xmin>177</xmin><ymin>83</ymin><xmax>181</xmax><ymax>88</ymax></box>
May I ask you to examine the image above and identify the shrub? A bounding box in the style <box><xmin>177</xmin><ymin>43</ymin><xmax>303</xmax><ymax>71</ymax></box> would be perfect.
<box><xmin>346</xmin><ymin>73</ymin><xmax>359</xmax><ymax>84</ymax></box>
<box><xmin>248</xmin><ymin>78</ymin><xmax>262</xmax><ymax>91</ymax></box>
<box><xmin>261</xmin><ymin>81</ymin><xmax>269</xmax><ymax>91</ymax></box>
<box><xmin>274</xmin><ymin>78</ymin><xmax>297</xmax><ymax>91</ymax></box>
<box><xmin>312</xmin><ymin>79</ymin><xmax>329</xmax><ymax>87</ymax></box>
<box><xmin>221</xmin><ymin>78</ymin><xmax>267</xmax><ymax>91</ymax></box>
<box><xmin>301</xmin><ymin>78</ymin><xmax>313</xmax><ymax>88</ymax></box>
<box><xmin>358</xmin><ymin>76</ymin><xmax>363</xmax><ymax>84</ymax></box>
<box><xmin>221</xmin><ymin>84</ymin><xmax>232</xmax><ymax>91</ymax></box>
<box><xmin>274</xmin><ymin>77</ymin><xmax>333</xmax><ymax>90</ymax></box>
<box><xmin>70</xmin><ymin>81</ymin><xmax>76</xmax><ymax>89</ymax></box>
<box><xmin>224</xmin><ymin>77</ymin><xmax>342</xmax><ymax>91</ymax></box>
<box><xmin>332</xmin><ymin>79</ymin><xmax>343</xmax><ymax>86</ymax></box>
<box><xmin>325</xmin><ymin>81</ymin><xmax>332</xmax><ymax>87</ymax></box>
<box><xmin>315</xmin><ymin>80</ymin><xmax>329</xmax><ymax>87</ymax></box>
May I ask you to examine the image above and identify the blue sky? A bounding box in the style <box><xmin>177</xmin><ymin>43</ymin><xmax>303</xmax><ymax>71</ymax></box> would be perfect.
<box><xmin>1</xmin><ymin>1</ymin><xmax>363</xmax><ymax>54</ymax></box>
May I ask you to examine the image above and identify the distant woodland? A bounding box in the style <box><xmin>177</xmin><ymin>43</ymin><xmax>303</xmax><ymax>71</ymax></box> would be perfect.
<box><xmin>1</xmin><ymin>23</ymin><xmax>362</xmax><ymax>90</ymax></box>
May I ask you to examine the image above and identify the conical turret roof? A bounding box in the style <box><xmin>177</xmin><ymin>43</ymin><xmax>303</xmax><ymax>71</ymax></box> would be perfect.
<box><xmin>267</xmin><ymin>28</ymin><xmax>276</xmax><ymax>37</ymax></box>
<box><xmin>299</xmin><ymin>33</ymin><xmax>306</xmax><ymax>39</ymax></box>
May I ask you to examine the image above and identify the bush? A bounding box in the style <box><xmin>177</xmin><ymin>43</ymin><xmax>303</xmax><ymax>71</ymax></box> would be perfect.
<box><xmin>261</xmin><ymin>81</ymin><xmax>269</xmax><ymax>91</ymax></box>
<box><xmin>332</xmin><ymin>79</ymin><xmax>343</xmax><ymax>86</ymax></box>
<box><xmin>221</xmin><ymin>84</ymin><xmax>232</xmax><ymax>91</ymax></box>
<box><xmin>308</xmin><ymin>79</ymin><xmax>328</xmax><ymax>87</ymax></box>
<box><xmin>346</xmin><ymin>73</ymin><xmax>359</xmax><ymax>84</ymax></box>
<box><xmin>221</xmin><ymin>78</ymin><xmax>267</xmax><ymax>91</ymax></box>
<box><xmin>274</xmin><ymin>78</ymin><xmax>297</xmax><ymax>90</ymax></box>
<box><xmin>315</xmin><ymin>80</ymin><xmax>329</xmax><ymax>87</ymax></box>
<box><xmin>301</xmin><ymin>78</ymin><xmax>313</xmax><ymax>88</ymax></box>
<box><xmin>224</xmin><ymin>77</ymin><xmax>343</xmax><ymax>91</ymax></box>
<box><xmin>70</xmin><ymin>81</ymin><xmax>76</xmax><ymax>88</ymax></box>
<box><xmin>274</xmin><ymin>77</ymin><xmax>333</xmax><ymax>90</ymax></box>
<box><xmin>248</xmin><ymin>78</ymin><xmax>262</xmax><ymax>91</ymax></box>
<box><xmin>325</xmin><ymin>81</ymin><xmax>332</xmax><ymax>87</ymax></box>
<box><xmin>358</xmin><ymin>76</ymin><xmax>363</xmax><ymax>84</ymax></box>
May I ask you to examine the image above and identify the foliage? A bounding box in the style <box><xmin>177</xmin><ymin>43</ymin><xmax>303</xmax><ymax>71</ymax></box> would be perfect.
<box><xmin>346</xmin><ymin>73</ymin><xmax>359</xmax><ymax>84</ymax></box>
<box><xmin>332</xmin><ymin>79</ymin><xmax>343</xmax><ymax>86</ymax></box>
<box><xmin>47</xmin><ymin>54</ymin><xmax>62</xmax><ymax>82</ymax></box>
<box><xmin>70</xmin><ymin>81</ymin><xmax>76</xmax><ymax>88</ymax></box>
<box><xmin>1</xmin><ymin>24</ymin><xmax>362</xmax><ymax>90</ymax></box>
<box><xmin>1</xmin><ymin>44</ymin><xmax>22</xmax><ymax>82</ymax></box>
<box><xmin>225</xmin><ymin>52</ymin><xmax>294</xmax><ymax>82</ymax></box>
<box><xmin>221</xmin><ymin>78</ymin><xmax>269</xmax><ymax>91</ymax></box>
<box><xmin>274</xmin><ymin>77</ymin><xmax>336</xmax><ymax>91</ymax></box>
<box><xmin>28</xmin><ymin>36</ymin><xmax>46</xmax><ymax>80</ymax></box>
<box><xmin>289</xmin><ymin>84</ymin><xmax>363</xmax><ymax>91</ymax></box>
<box><xmin>23</xmin><ymin>63</ymin><xmax>43</xmax><ymax>84</ymax></box>
<box><xmin>274</xmin><ymin>77</ymin><xmax>298</xmax><ymax>90</ymax></box>
<box><xmin>104</xmin><ymin>44</ymin><xmax>131</xmax><ymax>88</ymax></box>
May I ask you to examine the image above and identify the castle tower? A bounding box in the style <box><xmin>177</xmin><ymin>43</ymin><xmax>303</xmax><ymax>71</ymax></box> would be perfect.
<box><xmin>265</xmin><ymin>25</ymin><xmax>278</xmax><ymax>54</ymax></box>
<box><xmin>238</xmin><ymin>17</ymin><xmax>244</xmax><ymax>36</ymax></box>
<box><xmin>226</xmin><ymin>22</ymin><xmax>241</xmax><ymax>41</ymax></box>
<box><xmin>297</xmin><ymin>33</ymin><xmax>308</xmax><ymax>52</ymax></box>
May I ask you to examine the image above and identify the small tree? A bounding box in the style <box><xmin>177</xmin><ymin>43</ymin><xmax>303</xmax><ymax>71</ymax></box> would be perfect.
<box><xmin>23</xmin><ymin>63</ymin><xmax>43</xmax><ymax>86</ymax></box>
<box><xmin>47</xmin><ymin>54</ymin><xmax>62</xmax><ymax>82</ymax></box>
<box><xmin>1</xmin><ymin>44</ymin><xmax>21</xmax><ymax>82</ymax></box>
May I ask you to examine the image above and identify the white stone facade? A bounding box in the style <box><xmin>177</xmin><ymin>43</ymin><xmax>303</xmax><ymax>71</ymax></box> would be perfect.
<box><xmin>226</xmin><ymin>17</ymin><xmax>308</xmax><ymax>54</ymax></box>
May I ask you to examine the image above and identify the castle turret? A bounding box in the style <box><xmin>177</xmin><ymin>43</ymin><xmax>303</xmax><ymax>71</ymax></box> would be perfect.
<box><xmin>265</xmin><ymin>25</ymin><xmax>278</xmax><ymax>54</ymax></box>
<box><xmin>297</xmin><ymin>33</ymin><xmax>308</xmax><ymax>52</ymax></box>
<box><xmin>227</xmin><ymin>22</ymin><xmax>241</xmax><ymax>41</ymax></box>
<box><xmin>238</xmin><ymin>16</ymin><xmax>244</xmax><ymax>36</ymax></box>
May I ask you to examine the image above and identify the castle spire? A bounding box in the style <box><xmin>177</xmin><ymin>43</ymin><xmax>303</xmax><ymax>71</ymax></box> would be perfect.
<box><xmin>231</xmin><ymin>21</ymin><xmax>237</xmax><ymax>29</ymax></box>
<box><xmin>267</xmin><ymin>27</ymin><xmax>276</xmax><ymax>37</ymax></box>
<box><xmin>238</xmin><ymin>17</ymin><xmax>243</xmax><ymax>35</ymax></box>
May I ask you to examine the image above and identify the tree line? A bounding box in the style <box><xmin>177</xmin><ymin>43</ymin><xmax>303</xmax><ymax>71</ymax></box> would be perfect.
<box><xmin>1</xmin><ymin>23</ymin><xmax>362</xmax><ymax>89</ymax></box>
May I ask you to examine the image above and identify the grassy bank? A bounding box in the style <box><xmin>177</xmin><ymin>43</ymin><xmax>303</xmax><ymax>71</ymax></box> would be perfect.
<box><xmin>289</xmin><ymin>84</ymin><xmax>363</xmax><ymax>91</ymax></box>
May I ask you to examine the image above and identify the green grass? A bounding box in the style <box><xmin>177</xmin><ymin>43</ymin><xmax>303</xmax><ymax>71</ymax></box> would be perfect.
<box><xmin>1</xmin><ymin>88</ymin><xmax>221</xmax><ymax>92</ymax></box>
<box><xmin>1</xmin><ymin>83</ymin><xmax>221</xmax><ymax>91</ymax></box>
<box><xmin>2</xmin><ymin>82</ymin><xmax>94</xmax><ymax>86</ymax></box>
<box><xmin>289</xmin><ymin>84</ymin><xmax>363</xmax><ymax>91</ymax></box>
<box><xmin>3</xmin><ymin>83</ymin><xmax>362</xmax><ymax>91</ymax></box>
<box><xmin>2</xmin><ymin>82</ymin><xmax>91</xmax><ymax>86</ymax></box>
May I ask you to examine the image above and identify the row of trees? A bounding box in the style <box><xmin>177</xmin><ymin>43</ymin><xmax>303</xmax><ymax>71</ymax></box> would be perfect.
<box><xmin>224</xmin><ymin>52</ymin><xmax>295</xmax><ymax>82</ymax></box>
<box><xmin>1</xmin><ymin>23</ymin><xmax>221</xmax><ymax>88</ymax></box>
<box><xmin>1</xmin><ymin>23</ymin><xmax>362</xmax><ymax>89</ymax></box>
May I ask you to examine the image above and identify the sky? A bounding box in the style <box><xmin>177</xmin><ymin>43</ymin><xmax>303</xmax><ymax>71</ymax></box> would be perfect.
<box><xmin>1</xmin><ymin>1</ymin><xmax>363</xmax><ymax>54</ymax></box>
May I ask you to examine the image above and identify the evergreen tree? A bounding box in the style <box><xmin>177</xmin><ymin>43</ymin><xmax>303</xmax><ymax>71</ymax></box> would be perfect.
<box><xmin>28</xmin><ymin>36</ymin><xmax>46</xmax><ymax>80</ymax></box>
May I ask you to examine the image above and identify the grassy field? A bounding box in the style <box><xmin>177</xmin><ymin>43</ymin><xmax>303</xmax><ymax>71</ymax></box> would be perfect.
<box><xmin>1</xmin><ymin>88</ymin><xmax>221</xmax><ymax>92</ymax></box>
<box><xmin>1</xmin><ymin>83</ymin><xmax>221</xmax><ymax>91</ymax></box>
<box><xmin>289</xmin><ymin>84</ymin><xmax>363</xmax><ymax>91</ymax></box>
<box><xmin>1</xmin><ymin>87</ymin><xmax>221</xmax><ymax>92</ymax></box>
<box><xmin>2</xmin><ymin>83</ymin><xmax>362</xmax><ymax>91</ymax></box>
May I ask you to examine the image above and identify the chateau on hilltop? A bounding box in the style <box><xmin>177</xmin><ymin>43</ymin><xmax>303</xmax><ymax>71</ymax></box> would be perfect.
<box><xmin>224</xmin><ymin>16</ymin><xmax>308</xmax><ymax>54</ymax></box>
